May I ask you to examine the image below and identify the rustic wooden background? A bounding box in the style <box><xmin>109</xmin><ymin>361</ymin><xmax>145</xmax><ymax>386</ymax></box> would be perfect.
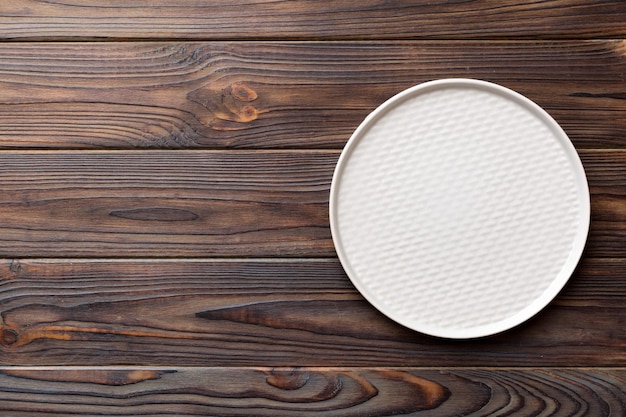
<box><xmin>1</xmin><ymin>1</ymin><xmax>625</xmax><ymax>415</ymax></box>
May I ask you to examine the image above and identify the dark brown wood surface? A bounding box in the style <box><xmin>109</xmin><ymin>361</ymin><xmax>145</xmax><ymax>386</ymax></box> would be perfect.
<box><xmin>0</xmin><ymin>367</ymin><xmax>623</xmax><ymax>416</ymax></box>
<box><xmin>2</xmin><ymin>0</ymin><xmax>626</xmax><ymax>40</ymax></box>
<box><xmin>1</xmin><ymin>1</ymin><xmax>625</xmax><ymax>416</ymax></box>
<box><xmin>0</xmin><ymin>258</ymin><xmax>625</xmax><ymax>367</ymax></box>
<box><xmin>0</xmin><ymin>42</ymin><xmax>624</xmax><ymax>149</ymax></box>
<box><xmin>0</xmin><ymin>151</ymin><xmax>335</xmax><ymax>257</ymax></box>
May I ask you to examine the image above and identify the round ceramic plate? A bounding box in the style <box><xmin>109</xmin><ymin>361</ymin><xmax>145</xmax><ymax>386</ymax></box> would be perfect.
<box><xmin>329</xmin><ymin>79</ymin><xmax>590</xmax><ymax>339</ymax></box>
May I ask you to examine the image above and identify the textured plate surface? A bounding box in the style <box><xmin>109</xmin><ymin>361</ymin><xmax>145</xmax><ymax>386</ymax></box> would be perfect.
<box><xmin>330</xmin><ymin>79</ymin><xmax>590</xmax><ymax>339</ymax></box>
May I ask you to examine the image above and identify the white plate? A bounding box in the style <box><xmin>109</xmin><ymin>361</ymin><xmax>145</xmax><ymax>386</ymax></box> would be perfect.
<box><xmin>329</xmin><ymin>79</ymin><xmax>590</xmax><ymax>339</ymax></box>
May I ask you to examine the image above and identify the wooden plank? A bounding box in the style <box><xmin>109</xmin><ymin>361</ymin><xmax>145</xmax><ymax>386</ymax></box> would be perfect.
<box><xmin>584</xmin><ymin>151</ymin><xmax>626</xmax><ymax>259</ymax></box>
<box><xmin>0</xmin><ymin>150</ymin><xmax>626</xmax><ymax>258</ymax></box>
<box><xmin>0</xmin><ymin>367</ymin><xmax>623</xmax><ymax>416</ymax></box>
<box><xmin>0</xmin><ymin>150</ymin><xmax>336</xmax><ymax>258</ymax></box>
<box><xmin>2</xmin><ymin>1</ymin><xmax>626</xmax><ymax>41</ymax></box>
<box><xmin>0</xmin><ymin>149</ymin><xmax>623</xmax><ymax>258</ymax></box>
<box><xmin>0</xmin><ymin>257</ymin><xmax>624</xmax><ymax>366</ymax></box>
<box><xmin>0</xmin><ymin>41</ymin><xmax>624</xmax><ymax>149</ymax></box>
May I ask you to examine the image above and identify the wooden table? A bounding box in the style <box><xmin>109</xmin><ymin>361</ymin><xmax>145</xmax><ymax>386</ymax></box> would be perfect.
<box><xmin>1</xmin><ymin>1</ymin><xmax>625</xmax><ymax>415</ymax></box>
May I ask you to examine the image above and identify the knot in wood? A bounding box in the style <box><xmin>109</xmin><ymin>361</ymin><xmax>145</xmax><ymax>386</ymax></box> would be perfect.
<box><xmin>238</xmin><ymin>105</ymin><xmax>258</xmax><ymax>122</ymax></box>
<box><xmin>230</xmin><ymin>82</ymin><xmax>258</xmax><ymax>102</ymax></box>
<box><xmin>266</xmin><ymin>368</ymin><xmax>310</xmax><ymax>390</ymax></box>
<box><xmin>1</xmin><ymin>328</ymin><xmax>18</xmax><ymax>346</ymax></box>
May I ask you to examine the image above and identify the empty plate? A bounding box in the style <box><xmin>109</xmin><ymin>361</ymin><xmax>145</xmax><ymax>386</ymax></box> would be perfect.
<box><xmin>329</xmin><ymin>79</ymin><xmax>590</xmax><ymax>338</ymax></box>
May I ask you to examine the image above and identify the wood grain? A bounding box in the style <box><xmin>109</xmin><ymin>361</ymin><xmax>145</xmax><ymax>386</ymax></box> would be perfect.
<box><xmin>0</xmin><ymin>150</ymin><xmax>335</xmax><ymax>257</ymax></box>
<box><xmin>583</xmin><ymin>151</ymin><xmax>626</xmax><ymax>259</ymax></box>
<box><xmin>1</xmin><ymin>0</ymin><xmax>624</xmax><ymax>411</ymax></box>
<box><xmin>0</xmin><ymin>257</ymin><xmax>624</xmax><ymax>366</ymax></box>
<box><xmin>0</xmin><ymin>41</ymin><xmax>624</xmax><ymax>149</ymax></box>
<box><xmin>0</xmin><ymin>367</ymin><xmax>623</xmax><ymax>416</ymax></box>
<box><xmin>0</xmin><ymin>149</ymin><xmax>623</xmax><ymax>258</ymax></box>
<box><xmin>2</xmin><ymin>1</ymin><xmax>626</xmax><ymax>40</ymax></box>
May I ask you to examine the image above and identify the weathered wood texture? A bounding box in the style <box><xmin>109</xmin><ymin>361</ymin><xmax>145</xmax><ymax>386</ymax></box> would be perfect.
<box><xmin>2</xmin><ymin>0</ymin><xmax>625</xmax><ymax>412</ymax></box>
<box><xmin>0</xmin><ymin>367</ymin><xmax>624</xmax><ymax>416</ymax></box>
<box><xmin>0</xmin><ymin>150</ymin><xmax>622</xmax><ymax>258</ymax></box>
<box><xmin>0</xmin><ymin>42</ymin><xmax>624</xmax><ymax>149</ymax></box>
<box><xmin>0</xmin><ymin>151</ymin><xmax>335</xmax><ymax>257</ymax></box>
<box><xmin>2</xmin><ymin>1</ymin><xmax>626</xmax><ymax>40</ymax></box>
<box><xmin>0</xmin><ymin>257</ymin><xmax>624</xmax><ymax>366</ymax></box>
